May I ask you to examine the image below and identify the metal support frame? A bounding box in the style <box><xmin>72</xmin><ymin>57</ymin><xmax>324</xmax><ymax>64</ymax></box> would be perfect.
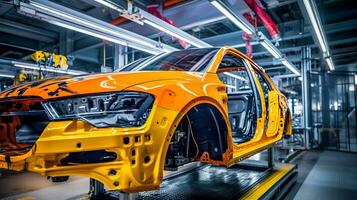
<box><xmin>17</xmin><ymin>0</ymin><xmax>177</xmax><ymax>55</ymax></box>
<box><xmin>119</xmin><ymin>192</ymin><xmax>138</xmax><ymax>200</ymax></box>
<box><xmin>267</xmin><ymin>147</ymin><xmax>274</xmax><ymax>168</ymax></box>
<box><xmin>302</xmin><ymin>47</ymin><xmax>312</xmax><ymax>149</ymax></box>
<box><xmin>89</xmin><ymin>178</ymin><xmax>105</xmax><ymax>197</ymax></box>
<box><xmin>113</xmin><ymin>44</ymin><xmax>127</xmax><ymax>71</ymax></box>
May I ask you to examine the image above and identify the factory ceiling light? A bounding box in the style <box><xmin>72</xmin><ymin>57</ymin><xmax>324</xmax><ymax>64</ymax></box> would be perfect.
<box><xmin>258</xmin><ymin>32</ymin><xmax>301</xmax><ymax>76</ymax></box>
<box><xmin>325</xmin><ymin>57</ymin><xmax>335</xmax><ymax>71</ymax></box>
<box><xmin>210</xmin><ymin>0</ymin><xmax>300</xmax><ymax>77</ymax></box>
<box><xmin>223</xmin><ymin>72</ymin><xmax>247</xmax><ymax>81</ymax></box>
<box><xmin>209</xmin><ymin>0</ymin><xmax>255</xmax><ymax>35</ymax></box>
<box><xmin>93</xmin><ymin>0</ymin><xmax>123</xmax><ymax>12</ymax></box>
<box><xmin>13</xmin><ymin>62</ymin><xmax>86</xmax><ymax>75</ymax></box>
<box><xmin>281</xmin><ymin>59</ymin><xmax>301</xmax><ymax>76</ymax></box>
<box><xmin>93</xmin><ymin>0</ymin><xmax>212</xmax><ymax>48</ymax></box>
<box><xmin>258</xmin><ymin>37</ymin><xmax>282</xmax><ymax>59</ymax></box>
<box><xmin>301</xmin><ymin>0</ymin><xmax>335</xmax><ymax>71</ymax></box>
<box><xmin>141</xmin><ymin>17</ymin><xmax>212</xmax><ymax>48</ymax></box>
<box><xmin>48</xmin><ymin>20</ymin><xmax>162</xmax><ymax>55</ymax></box>
<box><xmin>0</xmin><ymin>74</ymin><xmax>15</xmax><ymax>79</ymax></box>
<box><xmin>18</xmin><ymin>0</ymin><xmax>177</xmax><ymax>55</ymax></box>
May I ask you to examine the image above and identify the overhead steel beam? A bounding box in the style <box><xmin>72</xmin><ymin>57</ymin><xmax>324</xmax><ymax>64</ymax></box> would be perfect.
<box><xmin>273</xmin><ymin>74</ymin><xmax>300</xmax><ymax>79</ymax></box>
<box><xmin>120</xmin><ymin>0</ymin><xmax>251</xmax><ymax>37</ymax></box>
<box><xmin>0</xmin><ymin>58</ymin><xmax>85</xmax><ymax>75</ymax></box>
<box><xmin>139</xmin><ymin>9</ymin><xmax>212</xmax><ymax>48</ymax></box>
<box><xmin>17</xmin><ymin>0</ymin><xmax>177</xmax><ymax>55</ymax></box>
<box><xmin>207</xmin><ymin>0</ymin><xmax>300</xmax><ymax>75</ymax></box>
<box><xmin>204</xmin><ymin>20</ymin><xmax>305</xmax><ymax>46</ymax></box>
<box><xmin>72</xmin><ymin>16</ymin><xmax>357</xmax><ymax>55</ymax></box>
<box><xmin>0</xmin><ymin>18</ymin><xmax>58</xmax><ymax>43</ymax></box>
<box><xmin>298</xmin><ymin>0</ymin><xmax>335</xmax><ymax>70</ymax></box>
<box><xmin>0</xmin><ymin>33</ymin><xmax>39</xmax><ymax>51</ymax></box>
<box><xmin>119</xmin><ymin>0</ymin><xmax>291</xmax><ymax>37</ymax></box>
<box><xmin>11</xmin><ymin>60</ymin><xmax>86</xmax><ymax>75</ymax></box>
<box><xmin>203</xmin><ymin>17</ymin><xmax>357</xmax><ymax>49</ymax></box>
<box><xmin>93</xmin><ymin>0</ymin><xmax>212</xmax><ymax>48</ymax></box>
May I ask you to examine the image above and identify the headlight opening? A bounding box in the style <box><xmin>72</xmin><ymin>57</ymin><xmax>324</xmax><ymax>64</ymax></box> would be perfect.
<box><xmin>42</xmin><ymin>92</ymin><xmax>154</xmax><ymax>128</ymax></box>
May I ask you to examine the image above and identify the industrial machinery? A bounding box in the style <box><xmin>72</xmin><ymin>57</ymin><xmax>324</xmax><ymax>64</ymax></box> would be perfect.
<box><xmin>31</xmin><ymin>51</ymin><xmax>69</xmax><ymax>70</ymax></box>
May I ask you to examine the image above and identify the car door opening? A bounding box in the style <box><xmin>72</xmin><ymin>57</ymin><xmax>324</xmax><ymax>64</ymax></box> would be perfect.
<box><xmin>217</xmin><ymin>54</ymin><xmax>258</xmax><ymax>144</ymax></box>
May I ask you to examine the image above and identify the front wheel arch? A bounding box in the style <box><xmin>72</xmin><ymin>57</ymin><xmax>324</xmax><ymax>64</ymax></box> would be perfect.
<box><xmin>157</xmin><ymin>98</ymin><xmax>233</xmax><ymax>175</ymax></box>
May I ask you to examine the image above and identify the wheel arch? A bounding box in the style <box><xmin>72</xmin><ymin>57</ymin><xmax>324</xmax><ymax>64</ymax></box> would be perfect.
<box><xmin>156</xmin><ymin>96</ymin><xmax>233</xmax><ymax>176</ymax></box>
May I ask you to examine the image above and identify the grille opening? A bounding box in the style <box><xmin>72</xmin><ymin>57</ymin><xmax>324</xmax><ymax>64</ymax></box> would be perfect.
<box><xmin>60</xmin><ymin>150</ymin><xmax>117</xmax><ymax>165</ymax></box>
<box><xmin>0</xmin><ymin>97</ymin><xmax>49</xmax><ymax>156</ymax></box>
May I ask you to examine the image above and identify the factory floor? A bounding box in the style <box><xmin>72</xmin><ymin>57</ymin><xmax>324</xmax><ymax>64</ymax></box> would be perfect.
<box><xmin>290</xmin><ymin>150</ymin><xmax>357</xmax><ymax>200</ymax></box>
<box><xmin>0</xmin><ymin>150</ymin><xmax>356</xmax><ymax>200</ymax></box>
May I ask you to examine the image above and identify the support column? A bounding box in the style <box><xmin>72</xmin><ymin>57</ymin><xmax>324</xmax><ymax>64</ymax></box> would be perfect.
<box><xmin>59</xmin><ymin>30</ymin><xmax>74</xmax><ymax>66</ymax></box>
<box><xmin>302</xmin><ymin>47</ymin><xmax>312</xmax><ymax>149</ymax></box>
<box><xmin>101</xmin><ymin>45</ymin><xmax>113</xmax><ymax>72</ymax></box>
<box><xmin>59</xmin><ymin>30</ymin><xmax>73</xmax><ymax>55</ymax></box>
<box><xmin>113</xmin><ymin>44</ymin><xmax>127</xmax><ymax>71</ymax></box>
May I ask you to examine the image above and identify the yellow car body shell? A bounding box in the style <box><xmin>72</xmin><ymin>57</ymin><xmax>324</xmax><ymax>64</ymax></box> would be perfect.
<box><xmin>0</xmin><ymin>46</ymin><xmax>292</xmax><ymax>192</ymax></box>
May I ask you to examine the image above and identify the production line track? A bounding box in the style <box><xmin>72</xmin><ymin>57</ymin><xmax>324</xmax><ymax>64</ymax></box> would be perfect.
<box><xmin>96</xmin><ymin>161</ymin><xmax>297</xmax><ymax>200</ymax></box>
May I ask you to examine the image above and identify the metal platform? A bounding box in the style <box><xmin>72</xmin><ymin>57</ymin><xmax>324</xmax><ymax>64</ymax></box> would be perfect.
<box><xmin>92</xmin><ymin>160</ymin><xmax>297</xmax><ymax>200</ymax></box>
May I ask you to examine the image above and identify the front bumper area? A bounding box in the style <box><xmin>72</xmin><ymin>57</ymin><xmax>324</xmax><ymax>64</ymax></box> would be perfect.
<box><xmin>0</xmin><ymin>105</ymin><xmax>179</xmax><ymax>192</ymax></box>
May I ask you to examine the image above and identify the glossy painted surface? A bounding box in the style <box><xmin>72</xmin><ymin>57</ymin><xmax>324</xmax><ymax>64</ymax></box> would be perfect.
<box><xmin>0</xmin><ymin>46</ymin><xmax>292</xmax><ymax>192</ymax></box>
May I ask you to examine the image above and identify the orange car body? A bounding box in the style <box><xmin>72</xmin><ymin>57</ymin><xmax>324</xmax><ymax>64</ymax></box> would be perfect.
<box><xmin>0</xmin><ymin>46</ymin><xmax>291</xmax><ymax>192</ymax></box>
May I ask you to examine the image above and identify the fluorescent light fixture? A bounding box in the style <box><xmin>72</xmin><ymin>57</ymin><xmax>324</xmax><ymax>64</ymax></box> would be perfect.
<box><xmin>93</xmin><ymin>0</ymin><xmax>122</xmax><ymax>12</ymax></box>
<box><xmin>325</xmin><ymin>57</ymin><xmax>335</xmax><ymax>71</ymax></box>
<box><xmin>30</xmin><ymin>2</ymin><xmax>156</xmax><ymax>50</ymax></box>
<box><xmin>49</xmin><ymin>20</ymin><xmax>126</xmax><ymax>47</ymax></box>
<box><xmin>48</xmin><ymin>20</ymin><xmax>161</xmax><ymax>55</ymax></box>
<box><xmin>232</xmin><ymin>41</ymin><xmax>259</xmax><ymax>48</ymax></box>
<box><xmin>273</xmin><ymin>74</ymin><xmax>299</xmax><ymax>78</ymax></box>
<box><xmin>223</xmin><ymin>72</ymin><xmax>247</xmax><ymax>81</ymax></box>
<box><xmin>210</xmin><ymin>0</ymin><xmax>255</xmax><ymax>35</ymax></box>
<box><xmin>13</xmin><ymin>63</ymin><xmax>86</xmax><ymax>75</ymax></box>
<box><xmin>20</xmin><ymin>0</ymin><xmax>176</xmax><ymax>54</ymax></box>
<box><xmin>302</xmin><ymin>0</ymin><xmax>327</xmax><ymax>53</ymax></box>
<box><xmin>142</xmin><ymin>19</ymin><xmax>211</xmax><ymax>48</ymax></box>
<box><xmin>225</xmin><ymin>84</ymin><xmax>236</xmax><ymax>89</ymax></box>
<box><xmin>273</xmin><ymin>74</ymin><xmax>302</xmax><ymax>82</ymax></box>
<box><xmin>93</xmin><ymin>0</ymin><xmax>211</xmax><ymax>48</ymax></box>
<box><xmin>0</xmin><ymin>74</ymin><xmax>15</xmax><ymax>78</ymax></box>
<box><xmin>281</xmin><ymin>59</ymin><xmax>301</xmax><ymax>76</ymax></box>
<box><xmin>302</xmin><ymin>0</ymin><xmax>335</xmax><ymax>71</ymax></box>
<box><xmin>259</xmin><ymin>39</ymin><xmax>282</xmax><ymax>59</ymax></box>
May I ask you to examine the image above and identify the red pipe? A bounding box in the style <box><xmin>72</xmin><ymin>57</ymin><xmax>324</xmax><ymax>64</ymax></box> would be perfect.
<box><xmin>242</xmin><ymin>12</ymin><xmax>256</xmax><ymax>58</ymax></box>
<box><xmin>244</xmin><ymin>0</ymin><xmax>280</xmax><ymax>42</ymax></box>
<box><xmin>110</xmin><ymin>0</ymin><xmax>185</xmax><ymax>26</ymax></box>
<box><xmin>147</xmin><ymin>4</ymin><xmax>189</xmax><ymax>48</ymax></box>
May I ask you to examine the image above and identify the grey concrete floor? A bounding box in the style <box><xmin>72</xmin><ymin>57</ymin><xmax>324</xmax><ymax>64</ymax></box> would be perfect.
<box><xmin>0</xmin><ymin>171</ymin><xmax>86</xmax><ymax>199</ymax></box>
<box><xmin>293</xmin><ymin>151</ymin><xmax>357</xmax><ymax>200</ymax></box>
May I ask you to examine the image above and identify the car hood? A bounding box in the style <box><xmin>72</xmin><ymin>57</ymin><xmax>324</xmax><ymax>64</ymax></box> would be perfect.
<box><xmin>0</xmin><ymin>71</ymin><xmax>203</xmax><ymax>99</ymax></box>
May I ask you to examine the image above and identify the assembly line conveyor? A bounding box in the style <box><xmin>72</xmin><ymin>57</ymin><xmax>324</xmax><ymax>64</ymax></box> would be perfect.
<box><xmin>89</xmin><ymin>147</ymin><xmax>298</xmax><ymax>200</ymax></box>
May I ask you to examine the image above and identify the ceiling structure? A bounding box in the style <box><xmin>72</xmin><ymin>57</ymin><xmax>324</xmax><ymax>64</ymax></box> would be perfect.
<box><xmin>0</xmin><ymin>0</ymin><xmax>356</xmax><ymax>81</ymax></box>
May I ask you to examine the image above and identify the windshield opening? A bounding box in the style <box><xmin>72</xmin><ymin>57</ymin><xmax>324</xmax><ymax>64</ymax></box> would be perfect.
<box><xmin>118</xmin><ymin>48</ymin><xmax>218</xmax><ymax>72</ymax></box>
